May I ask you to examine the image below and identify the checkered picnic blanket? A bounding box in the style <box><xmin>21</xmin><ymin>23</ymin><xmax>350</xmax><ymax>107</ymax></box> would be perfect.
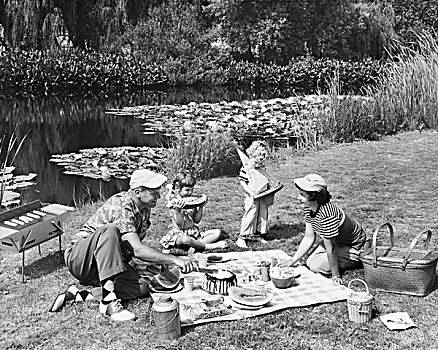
<box><xmin>143</xmin><ymin>250</ymin><xmax>350</xmax><ymax>327</ymax></box>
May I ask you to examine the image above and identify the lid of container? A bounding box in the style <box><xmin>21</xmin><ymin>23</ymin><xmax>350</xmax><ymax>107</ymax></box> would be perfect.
<box><xmin>153</xmin><ymin>295</ymin><xmax>179</xmax><ymax>312</ymax></box>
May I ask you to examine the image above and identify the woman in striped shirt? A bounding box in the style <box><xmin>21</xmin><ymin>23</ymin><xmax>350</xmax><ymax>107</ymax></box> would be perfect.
<box><xmin>284</xmin><ymin>174</ymin><xmax>369</xmax><ymax>284</ymax></box>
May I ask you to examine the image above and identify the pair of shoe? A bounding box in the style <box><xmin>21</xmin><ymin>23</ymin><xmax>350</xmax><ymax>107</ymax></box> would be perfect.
<box><xmin>99</xmin><ymin>291</ymin><xmax>136</xmax><ymax>322</ymax></box>
<box><xmin>49</xmin><ymin>285</ymin><xmax>95</xmax><ymax>312</ymax></box>
<box><xmin>253</xmin><ymin>232</ymin><xmax>269</xmax><ymax>244</ymax></box>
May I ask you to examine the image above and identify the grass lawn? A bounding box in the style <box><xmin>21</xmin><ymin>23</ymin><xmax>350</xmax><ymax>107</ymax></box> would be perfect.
<box><xmin>1</xmin><ymin>130</ymin><xmax>438</xmax><ymax>350</ymax></box>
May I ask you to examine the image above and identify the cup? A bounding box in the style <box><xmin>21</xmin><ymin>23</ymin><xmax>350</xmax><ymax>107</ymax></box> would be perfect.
<box><xmin>260</xmin><ymin>261</ymin><xmax>271</xmax><ymax>282</ymax></box>
<box><xmin>184</xmin><ymin>276</ymin><xmax>195</xmax><ymax>292</ymax></box>
<box><xmin>198</xmin><ymin>255</ymin><xmax>207</xmax><ymax>269</ymax></box>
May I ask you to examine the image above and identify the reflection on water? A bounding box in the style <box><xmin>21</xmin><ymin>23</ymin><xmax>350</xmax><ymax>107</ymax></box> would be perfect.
<box><xmin>0</xmin><ymin>87</ymin><xmax>287</xmax><ymax>206</ymax></box>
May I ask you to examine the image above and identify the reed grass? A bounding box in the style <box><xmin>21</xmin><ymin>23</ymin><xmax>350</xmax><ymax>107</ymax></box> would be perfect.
<box><xmin>320</xmin><ymin>30</ymin><xmax>438</xmax><ymax>143</ymax></box>
<box><xmin>163</xmin><ymin>129</ymin><xmax>241</xmax><ymax>180</ymax></box>
<box><xmin>371</xmin><ymin>30</ymin><xmax>438</xmax><ymax>130</ymax></box>
<box><xmin>0</xmin><ymin>131</ymin><xmax>28</xmax><ymax>207</ymax></box>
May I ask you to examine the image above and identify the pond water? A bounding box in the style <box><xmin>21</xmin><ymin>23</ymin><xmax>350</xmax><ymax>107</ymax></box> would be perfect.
<box><xmin>0</xmin><ymin>87</ymin><xmax>289</xmax><ymax>206</ymax></box>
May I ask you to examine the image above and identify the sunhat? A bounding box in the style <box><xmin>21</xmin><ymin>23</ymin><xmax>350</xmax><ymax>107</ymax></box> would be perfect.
<box><xmin>294</xmin><ymin>174</ymin><xmax>327</xmax><ymax>192</ymax></box>
<box><xmin>129</xmin><ymin>169</ymin><xmax>167</xmax><ymax>189</ymax></box>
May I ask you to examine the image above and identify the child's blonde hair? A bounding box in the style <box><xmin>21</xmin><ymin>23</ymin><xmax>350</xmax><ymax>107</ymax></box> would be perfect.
<box><xmin>246</xmin><ymin>140</ymin><xmax>267</xmax><ymax>158</ymax></box>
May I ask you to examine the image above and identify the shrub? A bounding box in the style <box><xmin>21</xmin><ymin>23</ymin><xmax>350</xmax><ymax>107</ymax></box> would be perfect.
<box><xmin>163</xmin><ymin>130</ymin><xmax>241</xmax><ymax>180</ymax></box>
<box><xmin>224</xmin><ymin>56</ymin><xmax>386</xmax><ymax>95</ymax></box>
<box><xmin>0</xmin><ymin>49</ymin><xmax>168</xmax><ymax>96</ymax></box>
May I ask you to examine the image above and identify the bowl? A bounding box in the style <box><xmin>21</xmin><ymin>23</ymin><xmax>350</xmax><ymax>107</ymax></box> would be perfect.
<box><xmin>271</xmin><ymin>275</ymin><xmax>295</xmax><ymax>289</ymax></box>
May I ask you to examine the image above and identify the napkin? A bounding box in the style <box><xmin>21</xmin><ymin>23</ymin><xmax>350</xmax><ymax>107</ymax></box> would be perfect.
<box><xmin>379</xmin><ymin>312</ymin><xmax>417</xmax><ymax>330</ymax></box>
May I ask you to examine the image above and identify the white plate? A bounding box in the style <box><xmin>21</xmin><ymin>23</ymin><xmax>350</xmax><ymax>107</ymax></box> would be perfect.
<box><xmin>228</xmin><ymin>287</ymin><xmax>274</xmax><ymax>307</ymax></box>
<box><xmin>150</xmin><ymin>283</ymin><xmax>183</xmax><ymax>294</ymax></box>
<box><xmin>228</xmin><ymin>299</ymin><xmax>264</xmax><ymax>310</ymax></box>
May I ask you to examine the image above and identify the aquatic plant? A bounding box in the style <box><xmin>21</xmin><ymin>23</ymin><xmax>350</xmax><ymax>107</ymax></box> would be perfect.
<box><xmin>0</xmin><ymin>131</ymin><xmax>28</xmax><ymax>208</ymax></box>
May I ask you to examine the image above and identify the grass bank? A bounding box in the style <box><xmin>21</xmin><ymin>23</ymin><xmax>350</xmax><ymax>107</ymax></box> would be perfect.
<box><xmin>1</xmin><ymin>130</ymin><xmax>437</xmax><ymax>350</ymax></box>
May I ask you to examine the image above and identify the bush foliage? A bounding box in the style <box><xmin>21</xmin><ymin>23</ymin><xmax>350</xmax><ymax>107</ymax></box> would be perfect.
<box><xmin>0</xmin><ymin>49</ymin><xmax>386</xmax><ymax>96</ymax></box>
<box><xmin>0</xmin><ymin>49</ymin><xmax>167</xmax><ymax>95</ymax></box>
<box><xmin>163</xmin><ymin>130</ymin><xmax>241</xmax><ymax>180</ymax></box>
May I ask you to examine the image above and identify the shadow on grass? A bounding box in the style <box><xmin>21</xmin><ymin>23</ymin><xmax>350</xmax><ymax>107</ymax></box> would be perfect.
<box><xmin>268</xmin><ymin>222</ymin><xmax>305</xmax><ymax>241</ymax></box>
<box><xmin>22</xmin><ymin>250</ymin><xmax>65</xmax><ymax>279</ymax></box>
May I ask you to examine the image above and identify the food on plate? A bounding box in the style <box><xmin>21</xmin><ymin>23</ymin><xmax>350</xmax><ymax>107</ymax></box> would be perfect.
<box><xmin>228</xmin><ymin>286</ymin><xmax>274</xmax><ymax>306</ymax></box>
<box><xmin>207</xmin><ymin>255</ymin><xmax>223</xmax><ymax>263</ymax></box>
<box><xmin>202</xmin><ymin>270</ymin><xmax>237</xmax><ymax>295</ymax></box>
<box><xmin>180</xmin><ymin>297</ymin><xmax>234</xmax><ymax>323</ymax></box>
<box><xmin>150</xmin><ymin>266</ymin><xmax>181</xmax><ymax>290</ymax></box>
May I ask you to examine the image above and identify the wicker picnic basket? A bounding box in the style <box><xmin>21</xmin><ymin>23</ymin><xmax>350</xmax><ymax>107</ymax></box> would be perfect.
<box><xmin>347</xmin><ymin>279</ymin><xmax>373</xmax><ymax>323</ymax></box>
<box><xmin>359</xmin><ymin>223</ymin><xmax>438</xmax><ymax>296</ymax></box>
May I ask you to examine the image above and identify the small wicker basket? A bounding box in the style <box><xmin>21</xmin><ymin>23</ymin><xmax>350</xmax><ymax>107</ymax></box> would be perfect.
<box><xmin>347</xmin><ymin>279</ymin><xmax>373</xmax><ymax>324</ymax></box>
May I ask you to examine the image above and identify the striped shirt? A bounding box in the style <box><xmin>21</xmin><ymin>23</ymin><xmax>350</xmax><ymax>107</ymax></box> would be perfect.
<box><xmin>304</xmin><ymin>202</ymin><xmax>366</xmax><ymax>250</ymax></box>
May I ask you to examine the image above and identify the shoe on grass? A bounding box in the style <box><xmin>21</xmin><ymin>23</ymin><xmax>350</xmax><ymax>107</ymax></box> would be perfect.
<box><xmin>253</xmin><ymin>233</ymin><xmax>268</xmax><ymax>244</ymax></box>
<box><xmin>236</xmin><ymin>237</ymin><xmax>248</xmax><ymax>249</ymax></box>
<box><xmin>99</xmin><ymin>299</ymin><xmax>136</xmax><ymax>322</ymax></box>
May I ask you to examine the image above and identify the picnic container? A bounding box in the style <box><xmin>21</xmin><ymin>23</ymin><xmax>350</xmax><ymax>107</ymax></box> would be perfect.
<box><xmin>347</xmin><ymin>279</ymin><xmax>373</xmax><ymax>323</ymax></box>
<box><xmin>151</xmin><ymin>295</ymin><xmax>181</xmax><ymax>340</ymax></box>
<box><xmin>359</xmin><ymin>223</ymin><xmax>438</xmax><ymax>296</ymax></box>
<box><xmin>271</xmin><ymin>275</ymin><xmax>295</xmax><ymax>289</ymax></box>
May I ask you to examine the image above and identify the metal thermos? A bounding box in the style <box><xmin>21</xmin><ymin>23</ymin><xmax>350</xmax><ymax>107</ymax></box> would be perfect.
<box><xmin>151</xmin><ymin>295</ymin><xmax>181</xmax><ymax>340</ymax></box>
<box><xmin>260</xmin><ymin>261</ymin><xmax>271</xmax><ymax>282</ymax></box>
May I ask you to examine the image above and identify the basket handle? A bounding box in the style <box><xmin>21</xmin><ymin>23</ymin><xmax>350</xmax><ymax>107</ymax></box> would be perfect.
<box><xmin>372</xmin><ymin>223</ymin><xmax>395</xmax><ymax>267</ymax></box>
<box><xmin>347</xmin><ymin>278</ymin><xmax>369</xmax><ymax>294</ymax></box>
<box><xmin>401</xmin><ymin>229</ymin><xmax>432</xmax><ymax>270</ymax></box>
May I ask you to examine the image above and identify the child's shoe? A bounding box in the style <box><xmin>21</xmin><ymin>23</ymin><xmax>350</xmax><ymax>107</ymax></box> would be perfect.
<box><xmin>254</xmin><ymin>232</ymin><xmax>268</xmax><ymax>244</ymax></box>
<box><xmin>236</xmin><ymin>237</ymin><xmax>248</xmax><ymax>249</ymax></box>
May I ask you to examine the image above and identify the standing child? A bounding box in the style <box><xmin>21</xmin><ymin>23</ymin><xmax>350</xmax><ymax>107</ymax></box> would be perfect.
<box><xmin>282</xmin><ymin>174</ymin><xmax>370</xmax><ymax>284</ymax></box>
<box><xmin>160</xmin><ymin>172</ymin><xmax>228</xmax><ymax>254</ymax></box>
<box><xmin>236</xmin><ymin>141</ymin><xmax>277</xmax><ymax>249</ymax></box>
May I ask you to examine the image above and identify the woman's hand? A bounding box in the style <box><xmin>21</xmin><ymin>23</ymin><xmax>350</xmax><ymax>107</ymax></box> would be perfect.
<box><xmin>278</xmin><ymin>259</ymin><xmax>295</xmax><ymax>267</ymax></box>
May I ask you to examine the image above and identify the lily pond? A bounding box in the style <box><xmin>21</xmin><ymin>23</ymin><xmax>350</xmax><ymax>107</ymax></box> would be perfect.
<box><xmin>1</xmin><ymin>87</ymin><xmax>305</xmax><ymax>207</ymax></box>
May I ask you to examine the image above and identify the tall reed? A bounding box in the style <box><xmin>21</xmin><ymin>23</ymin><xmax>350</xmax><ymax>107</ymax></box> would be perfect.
<box><xmin>321</xmin><ymin>30</ymin><xmax>438</xmax><ymax>143</ymax></box>
<box><xmin>163</xmin><ymin>129</ymin><xmax>241</xmax><ymax>180</ymax></box>
<box><xmin>0</xmin><ymin>131</ymin><xmax>28</xmax><ymax>207</ymax></box>
<box><xmin>370</xmin><ymin>30</ymin><xmax>438</xmax><ymax>130</ymax></box>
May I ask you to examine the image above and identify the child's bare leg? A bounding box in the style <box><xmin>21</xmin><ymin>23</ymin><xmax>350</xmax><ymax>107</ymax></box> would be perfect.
<box><xmin>175</xmin><ymin>236</ymin><xmax>205</xmax><ymax>252</ymax></box>
<box><xmin>200</xmin><ymin>229</ymin><xmax>222</xmax><ymax>244</ymax></box>
<box><xmin>200</xmin><ymin>229</ymin><xmax>228</xmax><ymax>250</ymax></box>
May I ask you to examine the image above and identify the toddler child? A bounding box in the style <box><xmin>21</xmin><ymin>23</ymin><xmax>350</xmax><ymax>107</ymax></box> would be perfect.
<box><xmin>160</xmin><ymin>172</ymin><xmax>228</xmax><ymax>254</ymax></box>
<box><xmin>236</xmin><ymin>141</ymin><xmax>276</xmax><ymax>249</ymax></box>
